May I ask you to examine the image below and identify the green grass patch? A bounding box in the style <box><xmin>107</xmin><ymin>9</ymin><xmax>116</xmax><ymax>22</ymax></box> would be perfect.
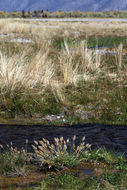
<box><xmin>53</xmin><ymin>35</ymin><xmax>127</xmax><ymax>49</ymax></box>
<box><xmin>35</xmin><ymin>171</ymin><xmax>127</xmax><ymax>190</ymax></box>
<box><xmin>0</xmin><ymin>88</ymin><xmax>62</xmax><ymax>119</ymax></box>
<box><xmin>0</xmin><ymin>74</ymin><xmax>127</xmax><ymax>125</ymax></box>
<box><xmin>87</xmin><ymin>36</ymin><xmax>127</xmax><ymax>48</ymax></box>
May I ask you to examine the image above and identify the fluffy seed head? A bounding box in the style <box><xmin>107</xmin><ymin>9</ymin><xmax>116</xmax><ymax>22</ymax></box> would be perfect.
<box><xmin>73</xmin><ymin>135</ymin><xmax>76</xmax><ymax>141</ymax></box>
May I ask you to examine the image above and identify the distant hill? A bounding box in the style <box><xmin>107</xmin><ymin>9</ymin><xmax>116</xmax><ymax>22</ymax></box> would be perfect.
<box><xmin>0</xmin><ymin>0</ymin><xmax>127</xmax><ymax>12</ymax></box>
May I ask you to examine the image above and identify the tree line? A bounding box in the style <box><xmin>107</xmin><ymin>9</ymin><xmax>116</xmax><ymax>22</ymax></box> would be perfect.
<box><xmin>22</xmin><ymin>9</ymin><xmax>49</xmax><ymax>18</ymax></box>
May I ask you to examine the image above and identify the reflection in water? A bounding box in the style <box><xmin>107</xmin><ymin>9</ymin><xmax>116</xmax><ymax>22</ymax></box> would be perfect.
<box><xmin>80</xmin><ymin>168</ymin><xmax>93</xmax><ymax>176</ymax></box>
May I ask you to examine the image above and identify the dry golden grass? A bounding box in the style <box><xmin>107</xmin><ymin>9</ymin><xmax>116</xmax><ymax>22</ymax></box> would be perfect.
<box><xmin>0</xmin><ymin>18</ymin><xmax>126</xmax><ymax>99</ymax></box>
<box><xmin>1</xmin><ymin>19</ymin><xmax>127</xmax><ymax>40</ymax></box>
<box><xmin>0</xmin><ymin>40</ymin><xmax>103</xmax><ymax>93</ymax></box>
<box><xmin>0</xmin><ymin>46</ymin><xmax>54</xmax><ymax>91</ymax></box>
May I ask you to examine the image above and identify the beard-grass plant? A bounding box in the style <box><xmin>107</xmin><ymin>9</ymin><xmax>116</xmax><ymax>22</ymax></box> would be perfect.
<box><xmin>32</xmin><ymin>135</ymin><xmax>91</xmax><ymax>170</ymax></box>
<box><xmin>0</xmin><ymin>136</ymin><xmax>126</xmax><ymax>190</ymax></box>
<box><xmin>0</xmin><ymin>142</ymin><xmax>28</xmax><ymax>177</ymax></box>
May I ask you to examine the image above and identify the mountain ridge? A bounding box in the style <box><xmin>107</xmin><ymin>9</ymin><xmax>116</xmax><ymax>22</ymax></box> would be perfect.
<box><xmin>0</xmin><ymin>0</ymin><xmax>127</xmax><ymax>12</ymax></box>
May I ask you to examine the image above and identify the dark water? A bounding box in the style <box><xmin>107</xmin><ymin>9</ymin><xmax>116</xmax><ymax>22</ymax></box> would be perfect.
<box><xmin>88</xmin><ymin>45</ymin><xmax>118</xmax><ymax>49</ymax></box>
<box><xmin>0</xmin><ymin>124</ymin><xmax>127</xmax><ymax>158</ymax></box>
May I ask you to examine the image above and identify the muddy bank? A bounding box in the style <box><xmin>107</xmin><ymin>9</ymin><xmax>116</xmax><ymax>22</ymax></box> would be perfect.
<box><xmin>0</xmin><ymin>161</ymin><xmax>107</xmax><ymax>189</ymax></box>
<box><xmin>0</xmin><ymin>124</ymin><xmax>127</xmax><ymax>158</ymax></box>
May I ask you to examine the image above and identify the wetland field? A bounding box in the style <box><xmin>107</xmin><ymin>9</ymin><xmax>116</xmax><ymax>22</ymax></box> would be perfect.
<box><xmin>0</xmin><ymin>18</ymin><xmax>126</xmax><ymax>189</ymax></box>
<box><xmin>0</xmin><ymin>18</ymin><xmax>126</xmax><ymax>125</ymax></box>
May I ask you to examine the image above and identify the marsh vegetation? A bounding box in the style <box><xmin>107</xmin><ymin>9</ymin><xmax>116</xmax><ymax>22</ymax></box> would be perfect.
<box><xmin>0</xmin><ymin>136</ymin><xmax>126</xmax><ymax>189</ymax></box>
<box><xmin>0</xmin><ymin>19</ymin><xmax>126</xmax><ymax>124</ymax></box>
<box><xmin>2</xmin><ymin>10</ymin><xmax>127</xmax><ymax>19</ymax></box>
<box><xmin>0</xmin><ymin>18</ymin><xmax>126</xmax><ymax>189</ymax></box>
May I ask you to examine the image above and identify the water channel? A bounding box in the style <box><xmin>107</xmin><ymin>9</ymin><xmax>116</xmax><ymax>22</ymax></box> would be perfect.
<box><xmin>0</xmin><ymin>123</ymin><xmax>127</xmax><ymax>158</ymax></box>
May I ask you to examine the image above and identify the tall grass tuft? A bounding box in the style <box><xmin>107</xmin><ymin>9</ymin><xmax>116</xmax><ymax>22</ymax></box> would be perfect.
<box><xmin>59</xmin><ymin>40</ymin><xmax>101</xmax><ymax>86</ymax></box>
<box><xmin>32</xmin><ymin>135</ymin><xmax>91</xmax><ymax>169</ymax></box>
<box><xmin>0</xmin><ymin>40</ymin><xmax>102</xmax><ymax>94</ymax></box>
<box><xmin>0</xmin><ymin>47</ymin><xmax>54</xmax><ymax>91</ymax></box>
